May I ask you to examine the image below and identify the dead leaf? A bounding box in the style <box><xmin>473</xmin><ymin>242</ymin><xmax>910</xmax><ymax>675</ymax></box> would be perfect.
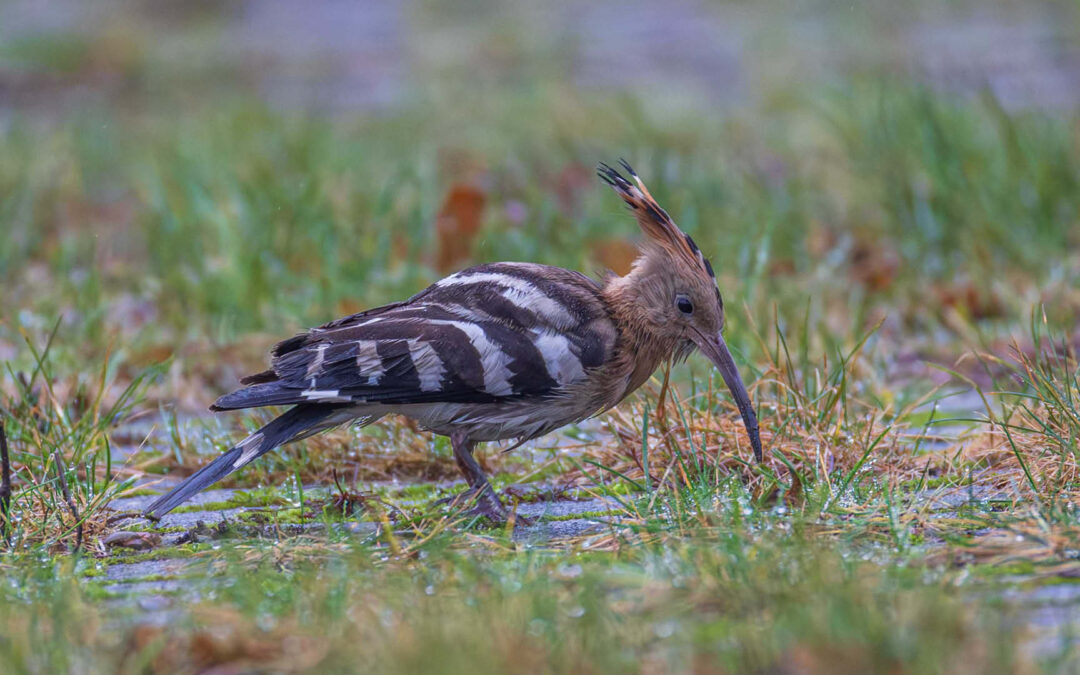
<box><xmin>435</xmin><ymin>184</ymin><xmax>486</xmax><ymax>273</ymax></box>
<box><xmin>849</xmin><ymin>236</ymin><xmax>898</xmax><ymax>292</ymax></box>
<box><xmin>103</xmin><ymin>530</ymin><xmax>162</xmax><ymax>550</ymax></box>
<box><xmin>128</xmin><ymin>343</ymin><xmax>173</xmax><ymax>368</ymax></box>
<box><xmin>806</xmin><ymin>221</ymin><xmax>837</xmax><ymax>258</ymax></box>
<box><xmin>335</xmin><ymin>298</ymin><xmax>365</xmax><ymax>317</ymax></box>
<box><xmin>591</xmin><ymin>238</ymin><xmax>639</xmax><ymax>276</ymax></box>
<box><xmin>786</xmin><ymin>468</ymin><xmax>805</xmax><ymax>509</ymax></box>
<box><xmin>933</xmin><ymin>281</ymin><xmax>1004</xmax><ymax>320</ymax></box>
<box><xmin>769</xmin><ymin>258</ymin><xmax>797</xmax><ymax>276</ymax></box>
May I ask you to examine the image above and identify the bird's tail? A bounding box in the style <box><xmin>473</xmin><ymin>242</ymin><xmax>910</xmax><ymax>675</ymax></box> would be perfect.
<box><xmin>142</xmin><ymin>404</ymin><xmax>341</xmax><ymax>520</ymax></box>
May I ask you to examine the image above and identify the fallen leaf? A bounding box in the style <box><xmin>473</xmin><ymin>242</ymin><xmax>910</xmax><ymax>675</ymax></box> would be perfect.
<box><xmin>933</xmin><ymin>281</ymin><xmax>1004</xmax><ymax>320</ymax></box>
<box><xmin>786</xmin><ymin>468</ymin><xmax>805</xmax><ymax>509</ymax></box>
<box><xmin>769</xmin><ymin>258</ymin><xmax>797</xmax><ymax>276</ymax></box>
<box><xmin>591</xmin><ymin>238</ymin><xmax>639</xmax><ymax>276</ymax></box>
<box><xmin>849</xmin><ymin>236</ymin><xmax>898</xmax><ymax>292</ymax></box>
<box><xmin>806</xmin><ymin>221</ymin><xmax>838</xmax><ymax>258</ymax></box>
<box><xmin>102</xmin><ymin>530</ymin><xmax>162</xmax><ymax>550</ymax></box>
<box><xmin>435</xmin><ymin>184</ymin><xmax>486</xmax><ymax>273</ymax></box>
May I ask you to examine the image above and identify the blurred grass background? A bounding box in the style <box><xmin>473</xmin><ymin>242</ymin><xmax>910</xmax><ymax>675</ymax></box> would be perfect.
<box><xmin>1</xmin><ymin>0</ymin><xmax>1078</xmax><ymax>407</ymax></box>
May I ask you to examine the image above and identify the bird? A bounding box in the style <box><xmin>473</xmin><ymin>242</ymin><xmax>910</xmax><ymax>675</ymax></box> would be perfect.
<box><xmin>143</xmin><ymin>161</ymin><xmax>762</xmax><ymax>522</ymax></box>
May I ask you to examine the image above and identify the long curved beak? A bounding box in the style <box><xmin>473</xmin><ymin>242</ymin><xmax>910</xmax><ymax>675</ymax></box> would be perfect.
<box><xmin>693</xmin><ymin>331</ymin><xmax>762</xmax><ymax>462</ymax></box>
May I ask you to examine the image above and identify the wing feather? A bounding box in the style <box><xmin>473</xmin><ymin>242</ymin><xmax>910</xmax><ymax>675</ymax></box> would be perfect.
<box><xmin>213</xmin><ymin>263</ymin><xmax>618</xmax><ymax>412</ymax></box>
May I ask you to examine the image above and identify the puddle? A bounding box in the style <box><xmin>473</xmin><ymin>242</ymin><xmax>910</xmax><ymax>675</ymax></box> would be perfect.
<box><xmin>102</xmin><ymin>579</ymin><xmax>185</xmax><ymax>595</ymax></box>
<box><xmin>515</xmin><ymin>518</ymin><xmax>607</xmax><ymax>542</ymax></box>
<box><xmin>108</xmin><ymin>487</ymin><xmax>244</xmax><ymax>514</ymax></box>
<box><xmin>96</xmin><ymin>419</ymin><xmax>634</xmax><ymax>624</ymax></box>
<box><xmin>106</xmin><ymin>559</ymin><xmax>192</xmax><ymax>583</ymax></box>
<box><xmin>1005</xmin><ymin>584</ymin><xmax>1080</xmax><ymax>606</ymax></box>
<box><xmin>914</xmin><ymin>485</ymin><xmax>1021</xmax><ymax>510</ymax></box>
<box><xmin>1004</xmin><ymin>586</ymin><xmax>1080</xmax><ymax>661</ymax></box>
<box><xmin>515</xmin><ymin>497</ymin><xmax>619</xmax><ymax>520</ymax></box>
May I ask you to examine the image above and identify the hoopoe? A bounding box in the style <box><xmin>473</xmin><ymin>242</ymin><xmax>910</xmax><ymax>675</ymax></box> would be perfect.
<box><xmin>144</xmin><ymin>162</ymin><xmax>762</xmax><ymax>522</ymax></box>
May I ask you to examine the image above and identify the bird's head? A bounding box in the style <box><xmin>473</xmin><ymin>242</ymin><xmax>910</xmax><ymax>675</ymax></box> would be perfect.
<box><xmin>599</xmin><ymin>161</ymin><xmax>762</xmax><ymax>462</ymax></box>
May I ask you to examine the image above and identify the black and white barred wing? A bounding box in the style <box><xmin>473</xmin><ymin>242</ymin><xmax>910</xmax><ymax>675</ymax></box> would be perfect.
<box><xmin>212</xmin><ymin>263</ymin><xmax>617</xmax><ymax>411</ymax></box>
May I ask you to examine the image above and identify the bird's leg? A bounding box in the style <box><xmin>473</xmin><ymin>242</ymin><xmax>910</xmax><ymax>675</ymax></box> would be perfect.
<box><xmin>446</xmin><ymin>431</ymin><xmax>509</xmax><ymax>523</ymax></box>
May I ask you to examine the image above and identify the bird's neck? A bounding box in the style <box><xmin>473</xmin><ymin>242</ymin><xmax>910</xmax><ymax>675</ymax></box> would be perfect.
<box><xmin>601</xmin><ymin>268</ymin><xmax>682</xmax><ymax>397</ymax></box>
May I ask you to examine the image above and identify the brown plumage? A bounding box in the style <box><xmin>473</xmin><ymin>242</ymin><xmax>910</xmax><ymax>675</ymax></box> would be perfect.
<box><xmin>143</xmin><ymin>161</ymin><xmax>762</xmax><ymax>523</ymax></box>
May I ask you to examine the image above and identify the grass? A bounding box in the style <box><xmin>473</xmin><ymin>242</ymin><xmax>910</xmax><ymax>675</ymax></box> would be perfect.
<box><xmin>1</xmin><ymin>3</ymin><xmax>1080</xmax><ymax>670</ymax></box>
<box><xmin>0</xmin><ymin>486</ymin><xmax>1043</xmax><ymax>673</ymax></box>
<box><xmin>5</xmin><ymin>298</ymin><xmax>1072</xmax><ymax>669</ymax></box>
<box><xmin>0</xmin><ymin>327</ymin><xmax>161</xmax><ymax>552</ymax></box>
<box><xmin>3</xmin><ymin>82</ymin><xmax>1079</xmax><ymax>358</ymax></box>
<box><xmin>982</xmin><ymin>311</ymin><xmax>1080</xmax><ymax>496</ymax></box>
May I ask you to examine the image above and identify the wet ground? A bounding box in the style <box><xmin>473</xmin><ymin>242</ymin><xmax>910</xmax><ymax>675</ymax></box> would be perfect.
<box><xmin>99</xmin><ymin>470</ymin><xmax>626</xmax><ymax>628</ymax></box>
<box><xmin>90</xmin><ymin>417</ymin><xmax>1080</xmax><ymax>662</ymax></box>
<box><xmin>97</xmin><ymin>414</ymin><xmax>629</xmax><ymax>609</ymax></box>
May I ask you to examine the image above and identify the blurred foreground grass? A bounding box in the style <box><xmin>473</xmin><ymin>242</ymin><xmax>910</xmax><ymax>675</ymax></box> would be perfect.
<box><xmin>0</xmin><ymin>496</ymin><xmax>1033</xmax><ymax>674</ymax></box>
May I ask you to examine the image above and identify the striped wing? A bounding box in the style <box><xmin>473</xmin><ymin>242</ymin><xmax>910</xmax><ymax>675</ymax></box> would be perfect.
<box><xmin>212</xmin><ymin>263</ymin><xmax>618</xmax><ymax>411</ymax></box>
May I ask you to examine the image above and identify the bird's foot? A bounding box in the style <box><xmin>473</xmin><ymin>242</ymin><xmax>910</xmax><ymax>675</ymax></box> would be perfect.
<box><xmin>502</xmin><ymin>482</ymin><xmax>571</xmax><ymax>503</ymax></box>
<box><xmin>434</xmin><ymin>487</ymin><xmax>481</xmax><ymax>509</ymax></box>
<box><xmin>438</xmin><ymin>486</ymin><xmax>533</xmax><ymax>526</ymax></box>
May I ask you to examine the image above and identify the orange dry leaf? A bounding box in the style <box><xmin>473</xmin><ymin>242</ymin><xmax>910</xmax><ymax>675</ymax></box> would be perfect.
<box><xmin>392</xmin><ymin>232</ymin><xmax>411</xmax><ymax>260</ymax></box>
<box><xmin>933</xmin><ymin>282</ymin><xmax>1004</xmax><ymax>320</ymax></box>
<box><xmin>805</xmin><ymin>221</ymin><xmax>838</xmax><ymax>258</ymax></box>
<box><xmin>336</xmin><ymin>298</ymin><xmax>365</xmax><ymax>317</ymax></box>
<box><xmin>128</xmin><ymin>344</ymin><xmax>174</xmax><ymax>368</ymax></box>
<box><xmin>849</xmin><ymin>236</ymin><xmax>898</xmax><ymax>292</ymax></box>
<box><xmin>102</xmin><ymin>530</ymin><xmax>162</xmax><ymax>551</ymax></box>
<box><xmin>591</xmin><ymin>238</ymin><xmax>639</xmax><ymax>276</ymax></box>
<box><xmin>435</xmin><ymin>183</ymin><xmax>486</xmax><ymax>274</ymax></box>
<box><xmin>769</xmin><ymin>258</ymin><xmax>797</xmax><ymax>276</ymax></box>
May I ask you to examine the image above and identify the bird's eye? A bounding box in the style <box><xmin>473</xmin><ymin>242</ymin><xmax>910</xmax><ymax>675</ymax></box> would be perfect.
<box><xmin>675</xmin><ymin>294</ymin><xmax>694</xmax><ymax>315</ymax></box>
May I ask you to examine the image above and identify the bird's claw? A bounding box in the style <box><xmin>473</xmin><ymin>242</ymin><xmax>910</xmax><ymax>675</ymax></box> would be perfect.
<box><xmin>502</xmin><ymin>482</ymin><xmax>569</xmax><ymax>502</ymax></box>
<box><xmin>437</xmin><ymin>486</ymin><xmax>533</xmax><ymax>526</ymax></box>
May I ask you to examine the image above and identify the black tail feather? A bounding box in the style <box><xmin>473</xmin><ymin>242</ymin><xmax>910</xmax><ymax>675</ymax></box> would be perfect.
<box><xmin>142</xmin><ymin>405</ymin><xmax>336</xmax><ymax>520</ymax></box>
<box><xmin>240</xmin><ymin>369</ymin><xmax>278</xmax><ymax>385</ymax></box>
<box><xmin>210</xmin><ymin>382</ymin><xmax>299</xmax><ymax>411</ymax></box>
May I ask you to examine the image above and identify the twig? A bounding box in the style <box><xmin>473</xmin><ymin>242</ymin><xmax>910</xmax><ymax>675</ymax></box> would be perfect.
<box><xmin>0</xmin><ymin>420</ymin><xmax>11</xmax><ymax>544</ymax></box>
<box><xmin>655</xmin><ymin>359</ymin><xmax>672</xmax><ymax>418</ymax></box>
<box><xmin>106</xmin><ymin>511</ymin><xmax>145</xmax><ymax>526</ymax></box>
<box><xmin>52</xmin><ymin>451</ymin><xmax>82</xmax><ymax>553</ymax></box>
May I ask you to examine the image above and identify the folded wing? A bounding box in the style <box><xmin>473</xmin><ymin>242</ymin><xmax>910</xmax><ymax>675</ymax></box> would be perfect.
<box><xmin>212</xmin><ymin>263</ymin><xmax>618</xmax><ymax>411</ymax></box>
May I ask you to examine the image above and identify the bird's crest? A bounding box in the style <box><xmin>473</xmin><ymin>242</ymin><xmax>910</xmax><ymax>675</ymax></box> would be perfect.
<box><xmin>597</xmin><ymin>160</ymin><xmax>716</xmax><ymax>281</ymax></box>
